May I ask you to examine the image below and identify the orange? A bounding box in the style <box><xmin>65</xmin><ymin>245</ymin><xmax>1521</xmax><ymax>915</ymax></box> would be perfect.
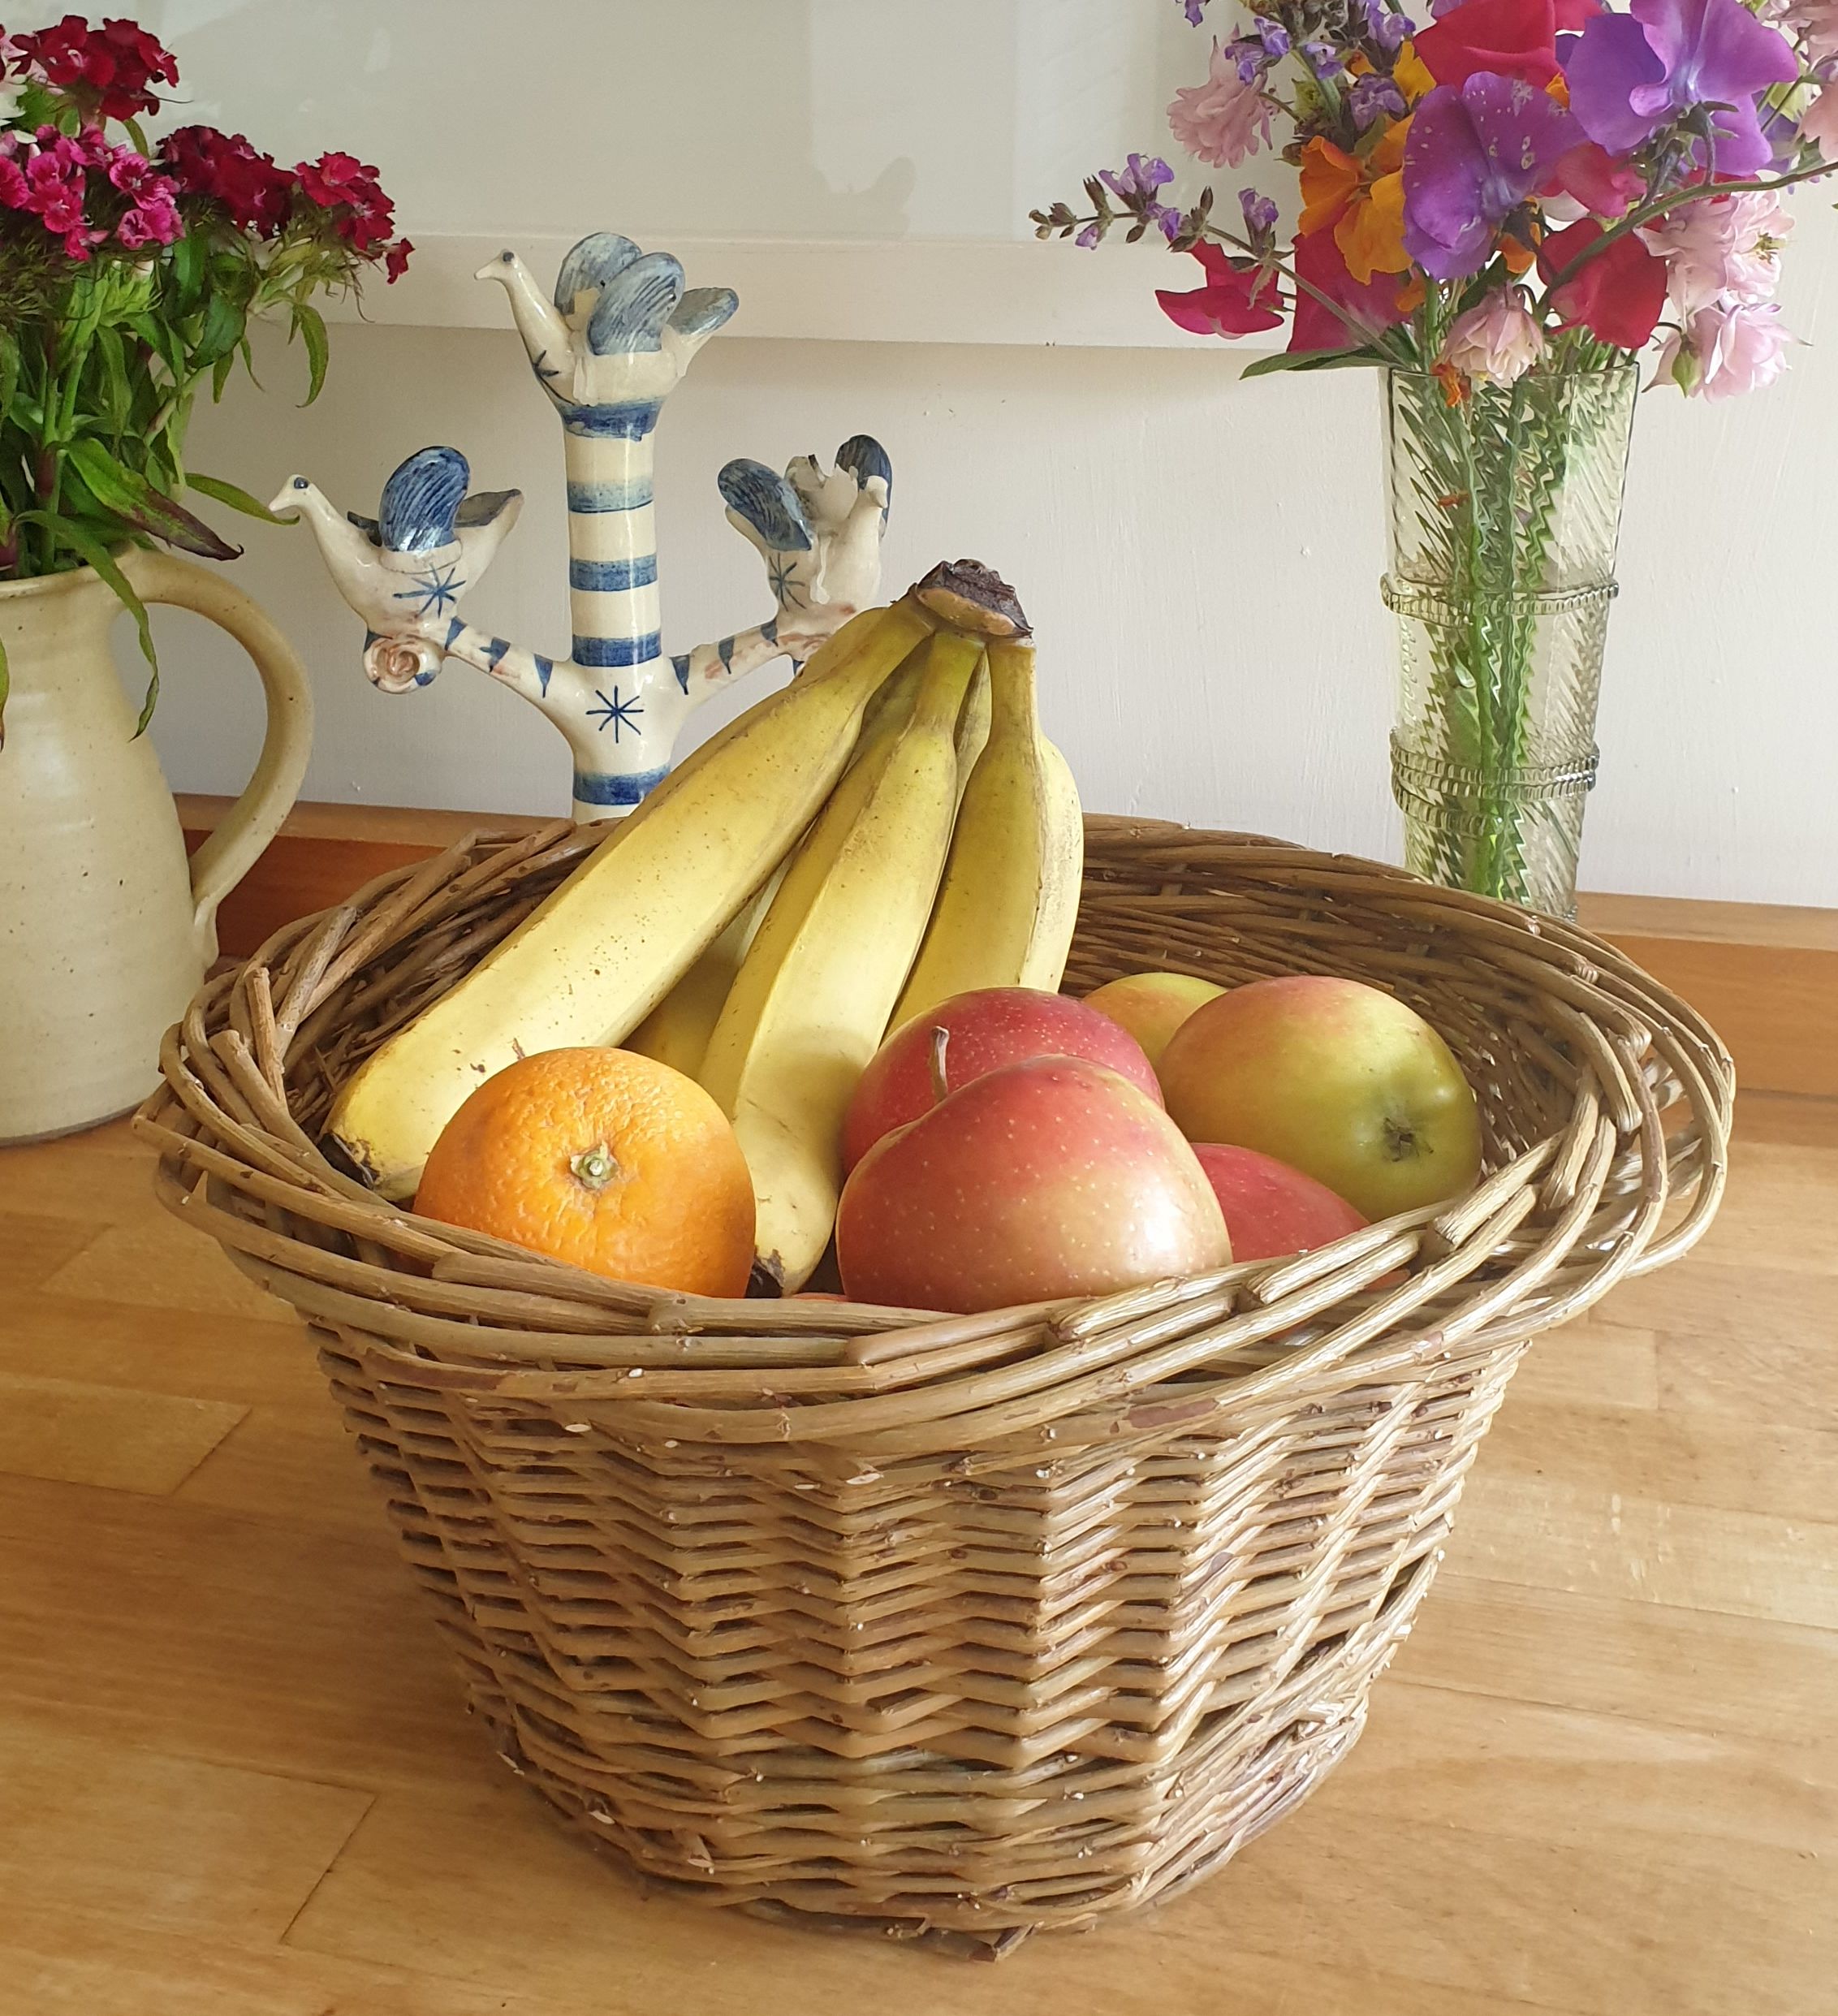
<box><xmin>415</xmin><ymin>1047</ymin><xmax>755</xmax><ymax>1297</ymax></box>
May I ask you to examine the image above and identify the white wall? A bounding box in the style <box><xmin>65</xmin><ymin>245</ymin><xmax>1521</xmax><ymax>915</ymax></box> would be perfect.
<box><xmin>157</xmin><ymin>286</ymin><xmax>1838</xmax><ymax>907</ymax></box>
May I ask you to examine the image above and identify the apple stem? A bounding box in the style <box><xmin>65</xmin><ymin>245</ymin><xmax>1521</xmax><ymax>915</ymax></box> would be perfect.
<box><xmin>927</xmin><ymin>1025</ymin><xmax>951</xmax><ymax>1107</ymax></box>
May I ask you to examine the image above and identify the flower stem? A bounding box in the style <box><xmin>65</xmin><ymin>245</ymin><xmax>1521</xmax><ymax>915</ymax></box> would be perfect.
<box><xmin>1543</xmin><ymin>158</ymin><xmax>1836</xmax><ymax>292</ymax></box>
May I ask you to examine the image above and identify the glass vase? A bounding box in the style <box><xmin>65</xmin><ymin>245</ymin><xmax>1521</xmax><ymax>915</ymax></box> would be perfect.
<box><xmin>1383</xmin><ymin>360</ymin><xmax>1638</xmax><ymax>918</ymax></box>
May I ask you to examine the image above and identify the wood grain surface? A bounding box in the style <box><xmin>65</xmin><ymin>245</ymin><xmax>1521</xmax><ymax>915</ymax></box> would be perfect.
<box><xmin>2</xmin><ymin>1090</ymin><xmax>1833</xmax><ymax>2012</ymax></box>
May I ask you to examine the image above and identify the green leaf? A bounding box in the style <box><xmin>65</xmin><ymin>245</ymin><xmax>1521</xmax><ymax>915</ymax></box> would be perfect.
<box><xmin>65</xmin><ymin>438</ymin><xmax>244</xmax><ymax>563</ymax></box>
<box><xmin>211</xmin><ymin>349</ymin><xmax>236</xmax><ymax>401</ymax></box>
<box><xmin>188</xmin><ymin>472</ymin><xmax>293</xmax><ymax>525</ymax></box>
<box><xmin>1240</xmin><ymin>345</ymin><xmax>1389</xmax><ymax>378</ymax></box>
<box><xmin>0</xmin><ymin>330</ymin><xmax>17</xmax><ymax>428</ymax></box>
<box><xmin>293</xmin><ymin>304</ymin><xmax>330</xmax><ymax>405</ymax></box>
<box><xmin>170</xmin><ymin>231</ymin><xmax>206</xmax><ymax>309</ymax></box>
<box><xmin>95</xmin><ymin>326</ymin><xmax>133</xmax><ymax>433</ymax></box>
<box><xmin>193</xmin><ymin>290</ymin><xmax>245</xmax><ymax>369</ymax></box>
<box><xmin>18</xmin><ymin>511</ymin><xmax>161</xmax><ymax>732</ymax></box>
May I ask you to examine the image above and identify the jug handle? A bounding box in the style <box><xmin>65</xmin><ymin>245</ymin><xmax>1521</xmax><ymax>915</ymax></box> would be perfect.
<box><xmin>126</xmin><ymin>548</ymin><xmax>314</xmax><ymax>959</ymax></box>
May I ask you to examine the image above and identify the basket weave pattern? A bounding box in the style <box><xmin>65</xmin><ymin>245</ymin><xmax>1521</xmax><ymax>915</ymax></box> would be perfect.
<box><xmin>140</xmin><ymin>817</ymin><xmax>1731</xmax><ymax>1950</ymax></box>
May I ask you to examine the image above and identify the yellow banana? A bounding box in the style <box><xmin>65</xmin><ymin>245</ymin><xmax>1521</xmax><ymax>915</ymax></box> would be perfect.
<box><xmin>326</xmin><ymin>598</ymin><xmax>936</xmax><ymax>1199</ymax></box>
<box><xmin>954</xmin><ymin>654</ymin><xmax>991</xmax><ymax>797</ymax></box>
<box><xmin>699</xmin><ymin>631</ymin><xmax>981</xmax><ymax>1290</ymax></box>
<box><xmin>890</xmin><ymin>634</ymin><xmax>1083</xmax><ymax>1028</ymax></box>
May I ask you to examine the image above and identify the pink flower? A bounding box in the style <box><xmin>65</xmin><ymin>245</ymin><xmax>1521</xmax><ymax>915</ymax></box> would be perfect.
<box><xmin>1802</xmin><ymin>81</ymin><xmax>1838</xmax><ymax>155</ymax></box>
<box><xmin>1643</xmin><ymin>189</ymin><xmax>1793</xmax><ymax>318</ymax></box>
<box><xmin>1660</xmin><ymin>300</ymin><xmax>1792</xmax><ymax>398</ymax></box>
<box><xmin>1784</xmin><ymin>0</ymin><xmax>1838</xmax><ymax>59</ymax></box>
<box><xmin>1167</xmin><ymin>41</ymin><xmax>1274</xmax><ymax>168</ymax></box>
<box><xmin>1443</xmin><ymin>288</ymin><xmax>1547</xmax><ymax>385</ymax></box>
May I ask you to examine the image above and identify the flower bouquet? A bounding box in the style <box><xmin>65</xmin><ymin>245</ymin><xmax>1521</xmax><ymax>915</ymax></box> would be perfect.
<box><xmin>1036</xmin><ymin>0</ymin><xmax>1834</xmax><ymax>913</ymax></box>
<box><xmin>0</xmin><ymin>11</ymin><xmax>409</xmax><ymax>732</ymax></box>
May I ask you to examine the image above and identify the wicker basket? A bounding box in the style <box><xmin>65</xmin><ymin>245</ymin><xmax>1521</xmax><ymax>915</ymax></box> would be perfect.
<box><xmin>140</xmin><ymin>814</ymin><xmax>1730</xmax><ymax>1954</ymax></box>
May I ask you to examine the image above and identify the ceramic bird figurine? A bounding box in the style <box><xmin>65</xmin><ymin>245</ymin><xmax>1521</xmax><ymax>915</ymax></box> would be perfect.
<box><xmin>270</xmin><ymin>449</ymin><xmax>523</xmax><ymax>690</ymax></box>
<box><xmin>279</xmin><ymin>231</ymin><xmax>895</xmax><ymax>820</ymax></box>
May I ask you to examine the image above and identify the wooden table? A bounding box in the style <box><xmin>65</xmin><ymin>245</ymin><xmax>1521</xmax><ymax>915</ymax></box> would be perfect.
<box><xmin>2</xmin><ymin>1097</ymin><xmax>1834</xmax><ymax>2014</ymax></box>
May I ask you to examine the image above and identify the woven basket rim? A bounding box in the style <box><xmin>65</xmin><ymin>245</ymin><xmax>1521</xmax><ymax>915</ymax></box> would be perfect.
<box><xmin>137</xmin><ymin>817</ymin><xmax>1733</xmax><ymax>1455</ymax></box>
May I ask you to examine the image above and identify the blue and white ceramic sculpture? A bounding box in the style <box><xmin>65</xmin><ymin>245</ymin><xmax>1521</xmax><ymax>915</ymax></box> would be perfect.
<box><xmin>276</xmin><ymin>232</ymin><xmax>892</xmax><ymax>821</ymax></box>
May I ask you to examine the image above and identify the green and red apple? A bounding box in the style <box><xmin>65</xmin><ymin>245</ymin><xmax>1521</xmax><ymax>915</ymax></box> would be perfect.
<box><xmin>837</xmin><ymin>1054</ymin><xmax>1229</xmax><ymax>1314</ymax></box>
<box><xmin>843</xmin><ymin>986</ymin><xmax>1159</xmax><ymax>1172</ymax></box>
<box><xmin>1084</xmin><ymin>970</ymin><xmax>1225</xmax><ymax>1069</ymax></box>
<box><xmin>1159</xmin><ymin>975</ymin><xmax>1481</xmax><ymax>1220</ymax></box>
<box><xmin>1192</xmin><ymin>1142</ymin><xmax>1367</xmax><ymax>1263</ymax></box>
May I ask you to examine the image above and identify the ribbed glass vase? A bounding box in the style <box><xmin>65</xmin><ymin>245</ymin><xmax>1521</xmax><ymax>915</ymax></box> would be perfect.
<box><xmin>1383</xmin><ymin>361</ymin><xmax>1638</xmax><ymax>919</ymax></box>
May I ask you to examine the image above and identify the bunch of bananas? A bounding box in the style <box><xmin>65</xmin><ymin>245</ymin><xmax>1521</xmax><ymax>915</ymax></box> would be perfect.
<box><xmin>327</xmin><ymin>561</ymin><xmax>1085</xmax><ymax>1292</ymax></box>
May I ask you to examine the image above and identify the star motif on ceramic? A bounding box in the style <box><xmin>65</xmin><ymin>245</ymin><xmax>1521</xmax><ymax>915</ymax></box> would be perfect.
<box><xmin>395</xmin><ymin>562</ymin><xmax>465</xmax><ymax>617</ymax></box>
<box><xmin>587</xmin><ymin>686</ymin><xmax>644</xmax><ymax>740</ymax></box>
<box><xmin>766</xmin><ymin>554</ymin><xmax>806</xmax><ymax>611</ymax></box>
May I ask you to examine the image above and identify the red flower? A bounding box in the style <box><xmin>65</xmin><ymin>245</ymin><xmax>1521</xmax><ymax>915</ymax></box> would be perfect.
<box><xmin>16</xmin><ymin>15</ymin><xmax>178</xmax><ymax>121</ymax></box>
<box><xmin>383</xmin><ymin>236</ymin><xmax>413</xmax><ymax>283</ymax></box>
<box><xmin>294</xmin><ymin>149</ymin><xmax>396</xmax><ymax>250</ymax></box>
<box><xmin>1540</xmin><ymin>218</ymin><xmax>1668</xmax><ymax>348</ymax></box>
<box><xmin>1544</xmin><ymin>139</ymin><xmax>1645</xmax><ymax>218</ymax></box>
<box><xmin>1287</xmin><ymin>230</ymin><xmax>1413</xmax><ymax>354</ymax></box>
<box><xmin>160</xmin><ymin>125</ymin><xmax>294</xmax><ymax>237</ymax></box>
<box><xmin>1412</xmin><ymin>0</ymin><xmax>1560</xmax><ymax>88</ymax></box>
<box><xmin>1156</xmin><ymin>241</ymin><xmax>1284</xmax><ymax>337</ymax></box>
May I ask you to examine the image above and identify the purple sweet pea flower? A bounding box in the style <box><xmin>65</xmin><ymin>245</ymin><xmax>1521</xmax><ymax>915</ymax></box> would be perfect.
<box><xmin>1181</xmin><ymin>0</ymin><xmax>1211</xmax><ymax>22</ymax></box>
<box><xmin>1403</xmin><ymin>72</ymin><xmax>1581</xmax><ymax>279</ymax></box>
<box><xmin>1564</xmin><ymin>0</ymin><xmax>1798</xmax><ymax>175</ymax></box>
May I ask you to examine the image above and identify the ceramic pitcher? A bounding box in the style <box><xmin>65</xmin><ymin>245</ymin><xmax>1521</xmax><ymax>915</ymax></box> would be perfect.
<box><xmin>0</xmin><ymin>549</ymin><xmax>313</xmax><ymax>1142</ymax></box>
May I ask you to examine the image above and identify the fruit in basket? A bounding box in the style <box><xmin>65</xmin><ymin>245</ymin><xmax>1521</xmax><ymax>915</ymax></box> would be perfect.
<box><xmin>414</xmin><ymin>1047</ymin><xmax>754</xmax><ymax>1296</ymax></box>
<box><xmin>841</xmin><ymin>986</ymin><xmax>1161</xmax><ymax>1172</ymax></box>
<box><xmin>1192</xmin><ymin>1143</ymin><xmax>1368</xmax><ymax>1263</ymax></box>
<box><xmin>1085</xmin><ymin>970</ymin><xmax>1226</xmax><ymax>1070</ymax></box>
<box><xmin>325</xmin><ymin>596</ymin><xmax>937</xmax><ymax>1199</ymax></box>
<box><xmin>1159</xmin><ymin>975</ymin><xmax>1482</xmax><ymax>1220</ymax></box>
<box><xmin>837</xmin><ymin>1047</ymin><xmax>1230</xmax><ymax>1314</ymax></box>
<box><xmin>699</xmin><ymin>631</ymin><xmax>982</xmax><ymax>1292</ymax></box>
<box><xmin>889</xmin><ymin>634</ymin><xmax>1084</xmax><ymax>1027</ymax></box>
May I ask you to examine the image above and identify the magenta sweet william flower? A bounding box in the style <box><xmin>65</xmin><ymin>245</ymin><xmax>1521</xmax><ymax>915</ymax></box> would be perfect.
<box><xmin>1168</xmin><ymin>40</ymin><xmax>1275</xmax><ymax>167</ymax></box>
<box><xmin>1156</xmin><ymin>240</ymin><xmax>1286</xmax><ymax>335</ymax></box>
<box><xmin>162</xmin><ymin>126</ymin><xmax>296</xmax><ymax>238</ymax></box>
<box><xmin>1402</xmin><ymin>72</ymin><xmax>1578</xmax><ymax>281</ymax></box>
<box><xmin>1563</xmin><ymin>0</ymin><xmax>1798</xmax><ymax>175</ymax></box>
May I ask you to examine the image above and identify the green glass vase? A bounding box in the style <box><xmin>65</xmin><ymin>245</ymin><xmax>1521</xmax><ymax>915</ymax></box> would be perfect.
<box><xmin>1383</xmin><ymin>361</ymin><xmax>1638</xmax><ymax>919</ymax></box>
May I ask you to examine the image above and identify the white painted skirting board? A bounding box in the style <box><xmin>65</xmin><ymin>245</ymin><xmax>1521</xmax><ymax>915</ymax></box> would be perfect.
<box><xmin>326</xmin><ymin>233</ymin><xmax>1264</xmax><ymax>353</ymax></box>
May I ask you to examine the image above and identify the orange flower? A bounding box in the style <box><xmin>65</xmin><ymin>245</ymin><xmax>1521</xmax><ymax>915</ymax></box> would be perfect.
<box><xmin>1393</xmin><ymin>42</ymin><xmax>1436</xmax><ymax>101</ymax></box>
<box><xmin>1298</xmin><ymin>125</ymin><xmax>1412</xmax><ymax>287</ymax></box>
<box><xmin>1299</xmin><ymin>138</ymin><xmax>1362</xmax><ymax>237</ymax></box>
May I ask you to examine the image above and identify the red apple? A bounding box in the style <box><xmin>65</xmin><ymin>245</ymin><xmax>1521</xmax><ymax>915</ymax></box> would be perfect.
<box><xmin>1192</xmin><ymin>1143</ymin><xmax>1367</xmax><ymax>1263</ymax></box>
<box><xmin>1158</xmin><ymin>974</ymin><xmax>1482</xmax><ymax>1220</ymax></box>
<box><xmin>836</xmin><ymin>1055</ymin><xmax>1230</xmax><ymax>1315</ymax></box>
<box><xmin>843</xmin><ymin>986</ymin><xmax>1159</xmax><ymax>1172</ymax></box>
<box><xmin>1084</xmin><ymin>969</ymin><xmax>1225</xmax><ymax>1069</ymax></box>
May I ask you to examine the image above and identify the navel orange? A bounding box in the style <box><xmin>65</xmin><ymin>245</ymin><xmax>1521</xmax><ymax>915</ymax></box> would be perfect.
<box><xmin>415</xmin><ymin>1047</ymin><xmax>755</xmax><ymax>1297</ymax></box>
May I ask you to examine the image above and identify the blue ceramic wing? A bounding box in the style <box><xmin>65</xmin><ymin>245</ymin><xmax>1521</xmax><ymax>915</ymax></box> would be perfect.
<box><xmin>553</xmin><ymin>232</ymin><xmax>641</xmax><ymax>314</ymax></box>
<box><xmin>378</xmin><ymin>447</ymin><xmax>469</xmax><ymax>555</ymax></box>
<box><xmin>670</xmin><ymin>287</ymin><xmax>740</xmax><ymax>343</ymax></box>
<box><xmin>455</xmin><ymin>488</ymin><xmax>521</xmax><ymax>528</ymax></box>
<box><xmin>718</xmin><ymin>460</ymin><xmax>814</xmax><ymax>553</ymax></box>
<box><xmin>585</xmin><ymin>252</ymin><xmax>686</xmax><ymax>356</ymax></box>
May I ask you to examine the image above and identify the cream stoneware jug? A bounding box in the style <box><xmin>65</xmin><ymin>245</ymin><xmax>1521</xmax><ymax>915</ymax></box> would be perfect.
<box><xmin>0</xmin><ymin>549</ymin><xmax>312</xmax><ymax>1142</ymax></box>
